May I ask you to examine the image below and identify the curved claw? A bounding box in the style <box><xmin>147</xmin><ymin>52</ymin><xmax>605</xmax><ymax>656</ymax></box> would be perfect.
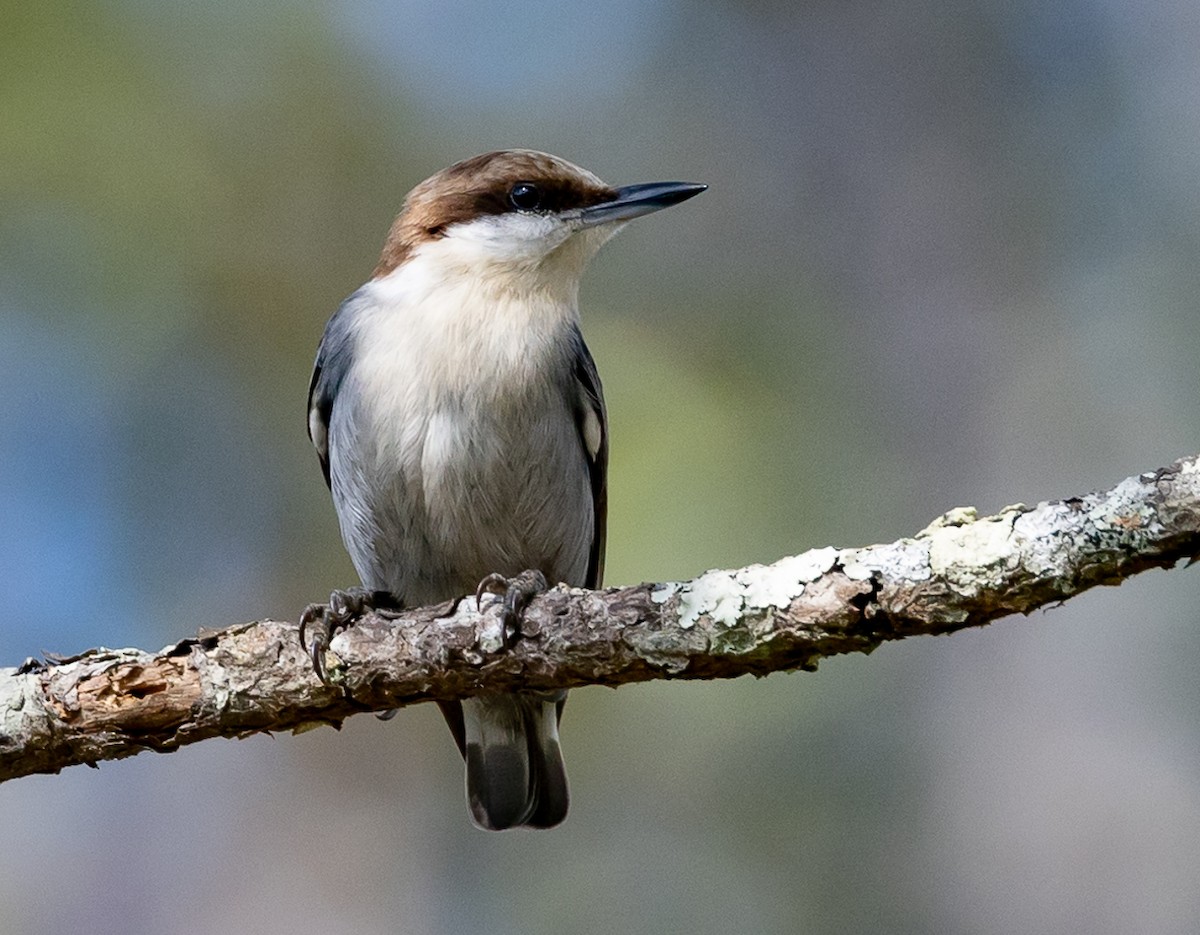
<box><xmin>473</xmin><ymin>569</ymin><xmax>549</xmax><ymax>646</ymax></box>
<box><xmin>310</xmin><ymin>633</ymin><xmax>332</xmax><ymax>684</ymax></box>
<box><xmin>297</xmin><ymin>602</ymin><xmax>324</xmax><ymax>654</ymax></box>
<box><xmin>475</xmin><ymin>572</ymin><xmax>509</xmax><ymax>611</ymax></box>
<box><xmin>298</xmin><ymin>604</ymin><xmax>336</xmax><ymax>684</ymax></box>
<box><xmin>503</xmin><ymin>569</ymin><xmax>548</xmax><ymax>624</ymax></box>
<box><xmin>297</xmin><ymin>587</ymin><xmax>398</xmax><ymax>685</ymax></box>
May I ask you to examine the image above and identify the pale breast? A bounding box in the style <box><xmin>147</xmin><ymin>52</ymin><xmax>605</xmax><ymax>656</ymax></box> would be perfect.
<box><xmin>328</xmin><ymin>283</ymin><xmax>594</xmax><ymax>605</ymax></box>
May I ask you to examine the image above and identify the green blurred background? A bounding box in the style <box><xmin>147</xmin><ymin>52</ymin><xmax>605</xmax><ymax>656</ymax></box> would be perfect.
<box><xmin>4</xmin><ymin>2</ymin><xmax>1200</xmax><ymax>932</ymax></box>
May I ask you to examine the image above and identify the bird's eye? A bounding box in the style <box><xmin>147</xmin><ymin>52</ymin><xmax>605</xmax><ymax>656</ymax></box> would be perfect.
<box><xmin>508</xmin><ymin>182</ymin><xmax>542</xmax><ymax>211</ymax></box>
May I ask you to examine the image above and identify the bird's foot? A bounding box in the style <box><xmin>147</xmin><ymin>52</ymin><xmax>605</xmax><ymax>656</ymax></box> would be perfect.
<box><xmin>475</xmin><ymin>569</ymin><xmax>549</xmax><ymax>646</ymax></box>
<box><xmin>299</xmin><ymin>587</ymin><xmax>399</xmax><ymax>684</ymax></box>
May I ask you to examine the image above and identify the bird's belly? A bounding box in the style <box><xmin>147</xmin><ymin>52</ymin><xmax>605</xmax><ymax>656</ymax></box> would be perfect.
<box><xmin>332</xmin><ymin>389</ymin><xmax>592</xmax><ymax>606</ymax></box>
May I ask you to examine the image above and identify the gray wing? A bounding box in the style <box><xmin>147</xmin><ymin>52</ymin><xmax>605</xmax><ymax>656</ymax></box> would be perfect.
<box><xmin>569</xmin><ymin>326</ymin><xmax>608</xmax><ymax>590</ymax></box>
<box><xmin>306</xmin><ymin>293</ymin><xmax>361</xmax><ymax>489</ymax></box>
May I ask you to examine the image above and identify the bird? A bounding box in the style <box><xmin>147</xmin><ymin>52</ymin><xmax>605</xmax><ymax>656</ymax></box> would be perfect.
<box><xmin>301</xmin><ymin>150</ymin><xmax>705</xmax><ymax>830</ymax></box>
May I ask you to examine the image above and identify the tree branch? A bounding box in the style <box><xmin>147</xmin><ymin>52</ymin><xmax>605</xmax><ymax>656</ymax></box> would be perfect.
<box><xmin>4</xmin><ymin>453</ymin><xmax>1199</xmax><ymax>783</ymax></box>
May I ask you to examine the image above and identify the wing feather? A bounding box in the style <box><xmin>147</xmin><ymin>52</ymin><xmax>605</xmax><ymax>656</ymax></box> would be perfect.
<box><xmin>569</xmin><ymin>327</ymin><xmax>608</xmax><ymax>590</ymax></box>
<box><xmin>307</xmin><ymin>293</ymin><xmax>361</xmax><ymax>489</ymax></box>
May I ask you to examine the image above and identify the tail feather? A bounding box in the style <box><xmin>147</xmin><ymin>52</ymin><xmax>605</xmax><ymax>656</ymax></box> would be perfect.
<box><xmin>459</xmin><ymin>693</ymin><xmax>569</xmax><ymax>830</ymax></box>
<box><xmin>523</xmin><ymin>698</ymin><xmax>569</xmax><ymax>828</ymax></box>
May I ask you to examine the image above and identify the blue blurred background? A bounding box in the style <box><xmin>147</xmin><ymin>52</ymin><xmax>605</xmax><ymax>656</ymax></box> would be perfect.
<box><xmin>4</xmin><ymin>2</ymin><xmax>1200</xmax><ymax>932</ymax></box>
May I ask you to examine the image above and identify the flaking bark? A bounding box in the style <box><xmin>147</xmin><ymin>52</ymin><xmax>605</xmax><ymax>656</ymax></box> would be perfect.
<box><xmin>3</xmin><ymin>453</ymin><xmax>1199</xmax><ymax>784</ymax></box>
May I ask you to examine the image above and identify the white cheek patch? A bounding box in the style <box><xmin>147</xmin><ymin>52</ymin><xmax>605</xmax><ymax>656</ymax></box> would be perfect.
<box><xmin>442</xmin><ymin>213</ymin><xmax>571</xmax><ymax>263</ymax></box>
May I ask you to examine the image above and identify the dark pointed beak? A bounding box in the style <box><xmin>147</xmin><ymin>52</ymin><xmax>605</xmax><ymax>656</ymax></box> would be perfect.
<box><xmin>578</xmin><ymin>181</ymin><xmax>707</xmax><ymax>228</ymax></box>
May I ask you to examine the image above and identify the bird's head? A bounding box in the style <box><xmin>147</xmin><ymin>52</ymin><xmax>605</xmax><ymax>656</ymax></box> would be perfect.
<box><xmin>373</xmin><ymin>150</ymin><xmax>705</xmax><ymax>294</ymax></box>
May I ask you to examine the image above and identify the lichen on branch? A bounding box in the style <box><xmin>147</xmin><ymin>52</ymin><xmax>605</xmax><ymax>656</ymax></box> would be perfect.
<box><xmin>2</xmin><ymin>454</ymin><xmax>1198</xmax><ymax>784</ymax></box>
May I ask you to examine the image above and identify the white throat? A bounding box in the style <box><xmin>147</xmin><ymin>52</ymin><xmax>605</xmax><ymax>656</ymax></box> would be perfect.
<box><xmin>353</xmin><ymin>239</ymin><xmax>595</xmax><ymax>420</ymax></box>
